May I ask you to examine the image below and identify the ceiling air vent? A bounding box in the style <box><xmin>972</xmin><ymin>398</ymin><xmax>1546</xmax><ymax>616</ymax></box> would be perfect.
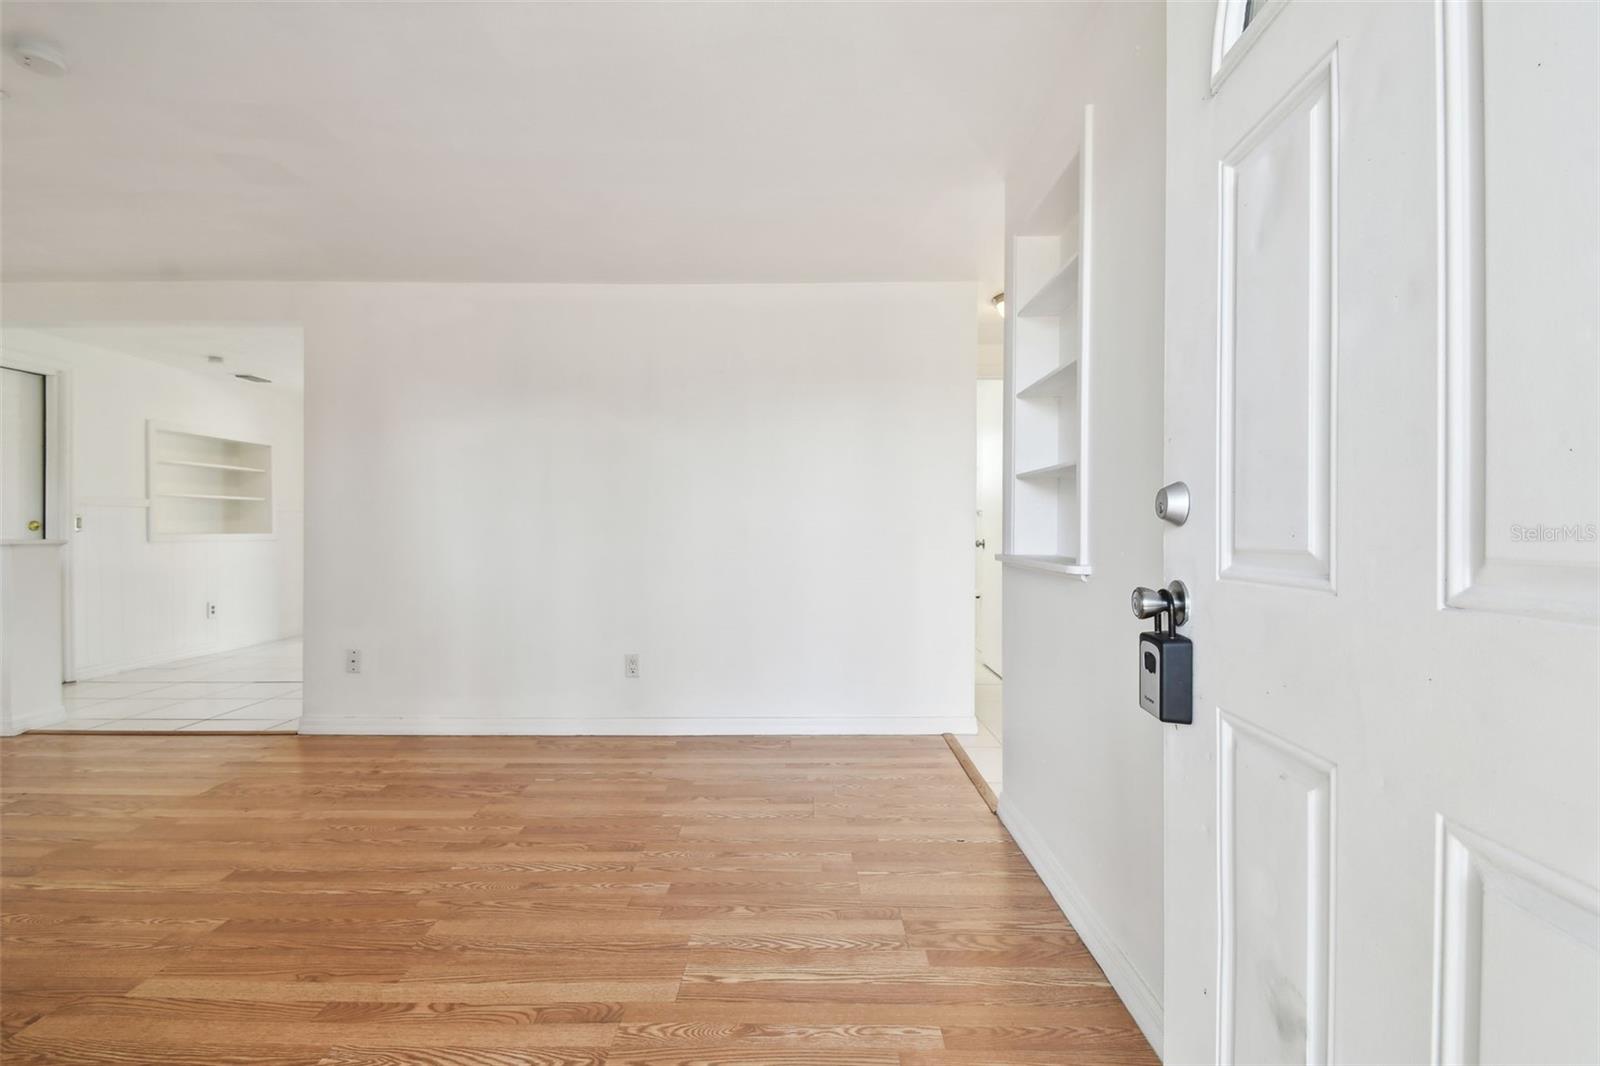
<box><xmin>235</xmin><ymin>373</ymin><xmax>272</xmax><ymax>384</ymax></box>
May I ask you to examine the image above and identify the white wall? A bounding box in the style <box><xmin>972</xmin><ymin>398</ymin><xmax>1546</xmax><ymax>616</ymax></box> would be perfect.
<box><xmin>1</xmin><ymin>282</ymin><xmax>975</xmax><ymax>735</ymax></box>
<box><xmin>303</xmin><ymin>284</ymin><xmax>973</xmax><ymax>734</ymax></box>
<box><xmin>995</xmin><ymin>0</ymin><xmax>1168</xmax><ymax>1053</ymax></box>
<box><xmin>0</xmin><ymin>328</ymin><xmax>304</xmax><ymax>678</ymax></box>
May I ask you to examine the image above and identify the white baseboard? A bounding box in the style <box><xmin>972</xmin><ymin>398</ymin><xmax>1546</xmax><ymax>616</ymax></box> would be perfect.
<box><xmin>299</xmin><ymin>714</ymin><xmax>978</xmax><ymax>737</ymax></box>
<box><xmin>3</xmin><ymin>702</ymin><xmax>67</xmax><ymax>736</ymax></box>
<box><xmin>1000</xmin><ymin>793</ymin><xmax>1164</xmax><ymax>1058</ymax></box>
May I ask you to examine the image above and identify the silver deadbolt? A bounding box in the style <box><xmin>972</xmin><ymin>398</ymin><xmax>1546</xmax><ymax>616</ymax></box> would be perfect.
<box><xmin>1155</xmin><ymin>481</ymin><xmax>1190</xmax><ymax>526</ymax></box>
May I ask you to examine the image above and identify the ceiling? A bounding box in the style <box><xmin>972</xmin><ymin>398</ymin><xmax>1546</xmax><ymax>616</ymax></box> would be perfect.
<box><xmin>16</xmin><ymin>324</ymin><xmax>305</xmax><ymax>390</ymax></box>
<box><xmin>0</xmin><ymin>1</ymin><xmax>1085</xmax><ymax>296</ymax></box>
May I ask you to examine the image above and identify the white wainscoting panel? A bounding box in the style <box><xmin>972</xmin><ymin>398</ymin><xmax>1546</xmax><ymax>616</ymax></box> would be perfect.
<box><xmin>1218</xmin><ymin>712</ymin><xmax>1335</xmax><ymax>1065</ymax></box>
<box><xmin>1432</xmin><ymin>820</ymin><xmax>1600</xmax><ymax>1064</ymax></box>
<box><xmin>1439</xmin><ymin>0</ymin><xmax>1599</xmax><ymax>623</ymax></box>
<box><xmin>72</xmin><ymin>501</ymin><xmax>303</xmax><ymax>677</ymax></box>
<box><xmin>1217</xmin><ymin>56</ymin><xmax>1336</xmax><ymax>591</ymax></box>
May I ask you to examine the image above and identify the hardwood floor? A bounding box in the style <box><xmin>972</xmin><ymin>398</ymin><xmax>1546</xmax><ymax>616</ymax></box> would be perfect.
<box><xmin>0</xmin><ymin>734</ymin><xmax>1156</xmax><ymax>1065</ymax></box>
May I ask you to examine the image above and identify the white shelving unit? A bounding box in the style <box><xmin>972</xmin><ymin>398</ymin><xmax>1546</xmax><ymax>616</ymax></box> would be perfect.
<box><xmin>146</xmin><ymin>422</ymin><xmax>274</xmax><ymax>540</ymax></box>
<box><xmin>1016</xmin><ymin>460</ymin><xmax>1079</xmax><ymax>482</ymax></box>
<box><xmin>1000</xmin><ymin>106</ymin><xmax>1093</xmax><ymax>578</ymax></box>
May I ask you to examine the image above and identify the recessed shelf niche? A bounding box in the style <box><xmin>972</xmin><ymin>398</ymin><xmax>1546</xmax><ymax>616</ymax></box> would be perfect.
<box><xmin>1001</xmin><ymin>105</ymin><xmax>1093</xmax><ymax>578</ymax></box>
<box><xmin>147</xmin><ymin>423</ymin><xmax>274</xmax><ymax>539</ymax></box>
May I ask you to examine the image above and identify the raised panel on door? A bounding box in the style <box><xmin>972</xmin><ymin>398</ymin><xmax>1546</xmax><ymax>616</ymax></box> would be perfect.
<box><xmin>1218</xmin><ymin>58</ymin><xmax>1335</xmax><ymax>591</ymax></box>
<box><xmin>1218</xmin><ymin>713</ymin><xmax>1334</xmax><ymax>1065</ymax></box>
<box><xmin>1434</xmin><ymin>823</ymin><xmax>1600</xmax><ymax>1065</ymax></box>
<box><xmin>1440</xmin><ymin>0</ymin><xmax>1600</xmax><ymax>623</ymax></box>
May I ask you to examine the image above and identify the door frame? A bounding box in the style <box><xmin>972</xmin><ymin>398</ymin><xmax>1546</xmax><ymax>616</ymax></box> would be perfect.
<box><xmin>0</xmin><ymin>348</ymin><xmax>77</xmax><ymax>682</ymax></box>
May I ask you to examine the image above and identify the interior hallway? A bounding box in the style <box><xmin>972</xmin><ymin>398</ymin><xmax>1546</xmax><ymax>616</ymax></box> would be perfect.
<box><xmin>53</xmin><ymin>638</ymin><xmax>302</xmax><ymax>732</ymax></box>
<box><xmin>0</xmin><ymin>733</ymin><xmax>1156</xmax><ymax>1065</ymax></box>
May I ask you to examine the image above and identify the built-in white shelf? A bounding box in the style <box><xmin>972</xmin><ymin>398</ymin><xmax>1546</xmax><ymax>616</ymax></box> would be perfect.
<box><xmin>1016</xmin><ymin>359</ymin><xmax>1080</xmax><ymax>399</ymax></box>
<box><xmin>157</xmin><ymin>493</ymin><xmax>268</xmax><ymax>502</ymax></box>
<box><xmin>1016</xmin><ymin>461</ymin><xmax>1078</xmax><ymax>482</ymax></box>
<box><xmin>996</xmin><ymin>553</ymin><xmax>1093</xmax><ymax>578</ymax></box>
<box><xmin>158</xmin><ymin>459</ymin><xmax>268</xmax><ymax>473</ymax></box>
<box><xmin>1003</xmin><ymin>104</ymin><xmax>1093</xmax><ymax>574</ymax></box>
<box><xmin>1017</xmin><ymin>255</ymin><xmax>1080</xmax><ymax>319</ymax></box>
<box><xmin>147</xmin><ymin>422</ymin><xmax>274</xmax><ymax>540</ymax></box>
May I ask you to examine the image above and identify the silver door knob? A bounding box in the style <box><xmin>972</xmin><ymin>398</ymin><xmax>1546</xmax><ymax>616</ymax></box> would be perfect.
<box><xmin>1131</xmin><ymin>586</ymin><xmax>1169</xmax><ymax>618</ymax></box>
<box><xmin>1130</xmin><ymin>580</ymin><xmax>1189</xmax><ymax>628</ymax></box>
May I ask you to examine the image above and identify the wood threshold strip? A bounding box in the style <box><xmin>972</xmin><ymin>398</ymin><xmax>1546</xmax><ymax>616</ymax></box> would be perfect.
<box><xmin>942</xmin><ymin>732</ymin><xmax>999</xmax><ymax>814</ymax></box>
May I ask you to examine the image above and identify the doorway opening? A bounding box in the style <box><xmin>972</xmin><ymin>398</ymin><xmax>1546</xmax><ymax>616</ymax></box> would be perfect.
<box><xmin>0</xmin><ymin>323</ymin><xmax>304</xmax><ymax>734</ymax></box>
<box><xmin>968</xmin><ymin>305</ymin><xmax>1005</xmax><ymax>795</ymax></box>
<box><xmin>1</xmin><ymin>367</ymin><xmax>48</xmax><ymax>542</ymax></box>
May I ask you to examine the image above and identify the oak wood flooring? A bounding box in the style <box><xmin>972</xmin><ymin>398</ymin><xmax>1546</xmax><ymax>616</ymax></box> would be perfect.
<box><xmin>0</xmin><ymin>734</ymin><xmax>1156</xmax><ymax>1065</ymax></box>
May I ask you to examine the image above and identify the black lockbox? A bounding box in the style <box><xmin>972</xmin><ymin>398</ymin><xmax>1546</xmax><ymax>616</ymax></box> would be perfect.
<box><xmin>1138</xmin><ymin>630</ymin><xmax>1192</xmax><ymax>724</ymax></box>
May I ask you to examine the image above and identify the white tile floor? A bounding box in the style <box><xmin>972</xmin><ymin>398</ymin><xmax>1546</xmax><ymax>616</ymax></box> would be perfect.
<box><xmin>55</xmin><ymin>638</ymin><xmax>302</xmax><ymax>732</ymax></box>
<box><xmin>964</xmin><ymin>657</ymin><xmax>1004</xmax><ymax>793</ymax></box>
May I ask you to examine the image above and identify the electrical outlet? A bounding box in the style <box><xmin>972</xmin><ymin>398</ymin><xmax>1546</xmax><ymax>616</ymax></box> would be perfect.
<box><xmin>206</xmin><ymin>601</ymin><xmax>217</xmax><ymax>619</ymax></box>
<box><xmin>623</xmin><ymin>653</ymin><xmax>640</xmax><ymax>679</ymax></box>
<box><xmin>345</xmin><ymin>649</ymin><xmax>362</xmax><ymax>674</ymax></box>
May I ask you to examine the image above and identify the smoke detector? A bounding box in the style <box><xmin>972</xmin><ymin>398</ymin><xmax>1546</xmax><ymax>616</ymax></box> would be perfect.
<box><xmin>12</xmin><ymin>39</ymin><xmax>69</xmax><ymax>77</ymax></box>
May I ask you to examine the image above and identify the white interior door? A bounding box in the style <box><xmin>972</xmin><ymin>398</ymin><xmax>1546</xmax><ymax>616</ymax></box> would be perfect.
<box><xmin>976</xmin><ymin>379</ymin><xmax>1004</xmax><ymax>675</ymax></box>
<box><xmin>2</xmin><ymin>367</ymin><xmax>47</xmax><ymax>540</ymax></box>
<box><xmin>1163</xmin><ymin>1</ymin><xmax>1599</xmax><ymax>1062</ymax></box>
